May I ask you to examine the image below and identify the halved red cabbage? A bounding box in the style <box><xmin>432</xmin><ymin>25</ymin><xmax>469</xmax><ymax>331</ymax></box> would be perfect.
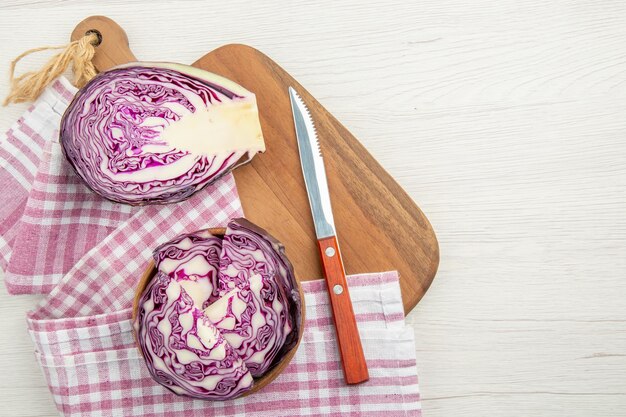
<box><xmin>60</xmin><ymin>62</ymin><xmax>265</xmax><ymax>205</ymax></box>
<box><xmin>135</xmin><ymin>272</ymin><xmax>253</xmax><ymax>400</ymax></box>
<box><xmin>134</xmin><ymin>218</ymin><xmax>301</xmax><ymax>400</ymax></box>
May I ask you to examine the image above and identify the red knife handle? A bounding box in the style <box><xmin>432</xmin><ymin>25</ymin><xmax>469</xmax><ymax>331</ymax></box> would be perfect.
<box><xmin>317</xmin><ymin>236</ymin><xmax>369</xmax><ymax>384</ymax></box>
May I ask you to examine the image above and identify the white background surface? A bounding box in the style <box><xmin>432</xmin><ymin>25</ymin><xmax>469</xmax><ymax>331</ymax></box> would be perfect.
<box><xmin>1</xmin><ymin>1</ymin><xmax>625</xmax><ymax>416</ymax></box>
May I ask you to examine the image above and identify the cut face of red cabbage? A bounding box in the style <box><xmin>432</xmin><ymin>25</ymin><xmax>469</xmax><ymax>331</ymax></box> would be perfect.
<box><xmin>135</xmin><ymin>272</ymin><xmax>253</xmax><ymax>400</ymax></box>
<box><xmin>219</xmin><ymin>218</ymin><xmax>301</xmax><ymax>357</ymax></box>
<box><xmin>153</xmin><ymin>230</ymin><xmax>222</xmax><ymax>309</ymax></box>
<box><xmin>134</xmin><ymin>219</ymin><xmax>302</xmax><ymax>400</ymax></box>
<box><xmin>60</xmin><ymin>62</ymin><xmax>265</xmax><ymax>205</ymax></box>
<box><xmin>205</xmin><ymin>273</ymin><xmax>291</xmax><ymax>377</ymax></box>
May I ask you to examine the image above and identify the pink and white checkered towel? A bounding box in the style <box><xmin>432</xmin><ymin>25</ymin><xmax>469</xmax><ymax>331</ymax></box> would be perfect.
<box><xmin>30</xmin><ymin>271</ymin><xmax>421</xmax><ymax>417</ymax></box>
<box><xmin>0</xmin><ymin>78</ymin><xmax>142</xmax><ymax>294</ymax></box>
<box><xmin>2</xmin><ymin>77</ymin><xmax>422</xmax><ymax>416</ymax></box>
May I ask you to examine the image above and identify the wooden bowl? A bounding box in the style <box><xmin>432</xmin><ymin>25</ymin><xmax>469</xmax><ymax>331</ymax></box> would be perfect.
<box><xmin>131</xmin><ymin>227</ymin><xmax>306</xmax><ymax>397</ymax></box>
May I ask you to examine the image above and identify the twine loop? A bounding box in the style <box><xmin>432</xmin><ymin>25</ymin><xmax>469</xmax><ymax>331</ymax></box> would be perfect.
<box><xmin>3</xmin><ymin>32</ymin><xmax>99</xmax><ymax>106</ymax></box>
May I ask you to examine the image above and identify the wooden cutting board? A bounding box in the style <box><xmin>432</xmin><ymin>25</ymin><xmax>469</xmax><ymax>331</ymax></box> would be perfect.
<box><xmin>71</xmin><ymin>16</ymin><xmax>439</xmax><ymax>314</ymax></box>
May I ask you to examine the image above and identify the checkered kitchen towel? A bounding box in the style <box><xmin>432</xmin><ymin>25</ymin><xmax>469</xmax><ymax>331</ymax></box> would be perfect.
<box><xmin>0</xmin><ymin>78</ymin><xmax>141</xmax><ymax>294</ymax></box>
<box><xmin>2</xmin><ymin>77</ymin><xmax>422</xmax><ymax>416</ymax></box>
<box><xmin>30</xmin><ymin>271</ymin><xmax>421</xmax><ymax>417</ymax></box>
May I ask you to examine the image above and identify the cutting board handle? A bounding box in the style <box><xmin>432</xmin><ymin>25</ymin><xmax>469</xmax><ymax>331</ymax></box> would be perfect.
<box><xmin>71</xmin><ymin>16</ymin><xmax>137</xmax><ymax>72</ymax></box>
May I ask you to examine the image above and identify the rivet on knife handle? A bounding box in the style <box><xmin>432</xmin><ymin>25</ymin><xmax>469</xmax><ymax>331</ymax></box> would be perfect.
<box><xmin>288</xmin><ymin>86</ymin><xmax>369</xmax><ymax>384</ymax></box>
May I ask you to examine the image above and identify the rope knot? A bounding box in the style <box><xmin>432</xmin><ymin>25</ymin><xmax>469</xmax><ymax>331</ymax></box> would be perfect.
<box><xmin>3</xmin><ymin>32</ymin><xmax>99</xmax><ymax>106</ymax></box>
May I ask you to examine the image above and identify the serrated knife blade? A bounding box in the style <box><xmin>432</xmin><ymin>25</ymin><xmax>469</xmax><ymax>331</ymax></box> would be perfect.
<box><xmin>289</xmin><ymin>86</ymin><xmax>369</xmax><ymax>385</ymax></box>
<box><xmin>288</xmin><ymin>87</ymin><xmax>335</xmax><ymax>239</ymax></box>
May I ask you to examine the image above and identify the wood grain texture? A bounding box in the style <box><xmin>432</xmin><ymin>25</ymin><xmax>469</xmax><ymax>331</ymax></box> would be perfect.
<box><xmin>1</xmin><ymin>1</ymin><xmax>626</xmax><ymax>417</ymax></box>
<box><xmin>318</xmin><ymin>235</ymin><xmax>369</xmax><ymax>384</ymax></box>
<box><xmin>193</xmin><ymin>45</ymin><xmax>439</xmax><ymax>314</ymax></box>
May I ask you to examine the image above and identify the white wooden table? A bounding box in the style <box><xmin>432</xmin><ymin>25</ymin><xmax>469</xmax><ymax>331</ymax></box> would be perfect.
<box><xmin>1</xmin><ymin>1</ymin><xmax>625</xmax><ymax>416</ymax></box>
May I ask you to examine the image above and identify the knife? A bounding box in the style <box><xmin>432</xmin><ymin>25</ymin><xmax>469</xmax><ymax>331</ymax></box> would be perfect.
<box><xmin>289</xmin><ymin>87</ymin><xmax>369</xmax><ymax>385</ymax></box>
